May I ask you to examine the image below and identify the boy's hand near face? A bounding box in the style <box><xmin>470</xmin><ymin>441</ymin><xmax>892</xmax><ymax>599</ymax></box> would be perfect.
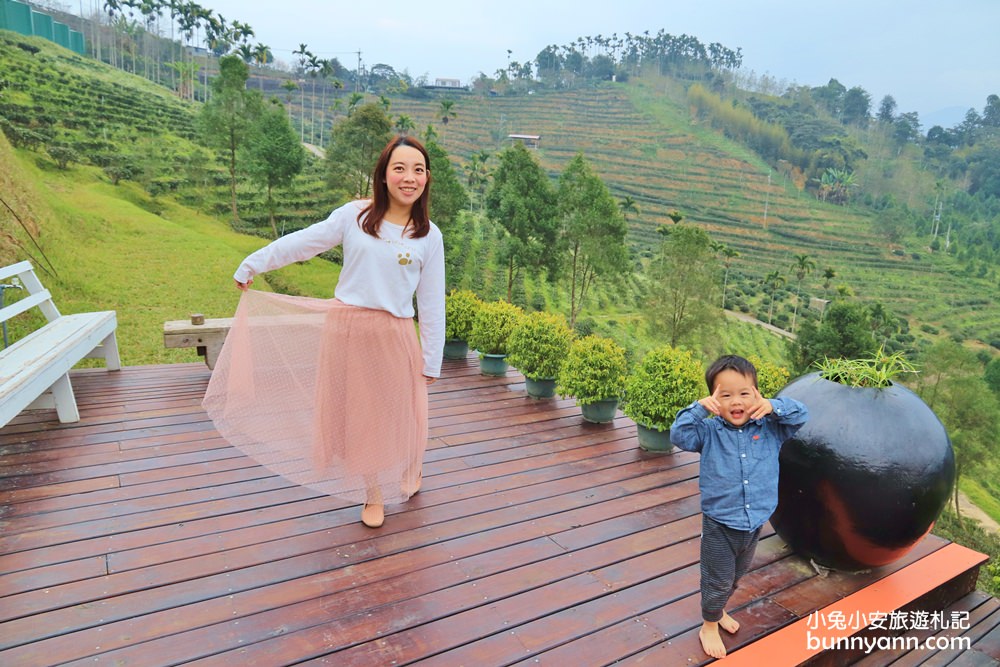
<box><xmin>748</xmin><ymin>386</ymin><xmax>774</xmax><ymax>421</ymax></box>
<box><xmin>699</xmin><ymin>385</ymin><xmax>723</xmax><ymax>416</ymax></box>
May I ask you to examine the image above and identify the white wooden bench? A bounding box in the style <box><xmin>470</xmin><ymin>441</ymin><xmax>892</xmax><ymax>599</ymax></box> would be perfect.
<box><xmin>0</xmin><ymin>261</ymin><xmax>121</xmax><ymax>428</ymax></box>
<box><xmin>163</xmin><ymin>316</ymin><xmax>232</xmax><ymax>369</ymax></box>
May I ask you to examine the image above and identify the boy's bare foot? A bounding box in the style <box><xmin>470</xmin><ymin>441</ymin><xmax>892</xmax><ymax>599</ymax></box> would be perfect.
<box><xmin>699</xmin><ymin>621</ymin><xmax>728</xmax><ymax>659</ymax></box>
<box><xmin>720</xmin><ymin>610</ymin><xmax>740</xmax><ymax>634</ymax></box>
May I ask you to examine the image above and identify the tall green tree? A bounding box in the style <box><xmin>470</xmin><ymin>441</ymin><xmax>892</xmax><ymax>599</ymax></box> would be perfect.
<box><xmin>792</xmin><ymin>300</ymin><xmax>877</xmax><ymax>372</ymax></box>
<box><xmin>199</xmin><ymin>55</ymin><xmax>263</xmax><ymax>224</ymax></box>
<box><xmin>841</xmin><ymin>86</ymin><xmax>872</xmax><ymax>127</ymax></box>
<box><xmin>915</xmin><ymin>341</ymin><xmax>1000</xmax><ymax>518</ymax></box>
<box><xmin>484</xmin><ymin>143</ymin><xmax>559</xmax><ymax>302</ymax></box>
<box><xmin>985</xmin><ymin>357</ymin><xmax>1000</xmax><ymax>397</ymax></box>
<box><xmin>422</xmin><ymin>133</ymin><xmax>469</xmax><ymax>289</ymax></box>
<box><xmin>557</xmin><ymin>154</ymin><xmax>630</xmax><ymax>327</ymax></box>
<box><xmin>242</xmin><ymin>99</ymin><xmax>305</xmax><ymax>238</ymax></box>
<box><xmin>645</xmin><ymin>224</ymin><xmax>720</xmax><ymax>347</ymax></box>
<box><xmin>720</xmin><ymin>246</ymin><xmax>739</xmax><ymax>309</ymax></box>
<box><xmin>423</xmin><ymin>133</ymin><xmax>469</xmax><ymax>230</ymax></box>
<box><xmin>325</xmin><ymin>102</ymin><xmax>393</xmax><ymax>199</ymax></box>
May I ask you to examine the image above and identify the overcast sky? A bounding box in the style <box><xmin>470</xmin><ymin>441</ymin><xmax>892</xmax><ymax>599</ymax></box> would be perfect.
<box><xmin>198</xmin><ymin>0</ymin><xmax>997</xmax><ymax>128</ymax></box>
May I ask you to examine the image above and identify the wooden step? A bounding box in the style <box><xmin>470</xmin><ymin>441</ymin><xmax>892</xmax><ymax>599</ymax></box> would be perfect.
<box><xmin>723</xmin><ymin>542</ymin><xmax>989</xmax><ymax>666</ymax></box>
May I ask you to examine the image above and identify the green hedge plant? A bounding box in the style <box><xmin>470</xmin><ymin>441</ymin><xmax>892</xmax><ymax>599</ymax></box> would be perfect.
<box><xmin>507</xmin><ymin>311</ymin><xmax>574</xmax><ymax>380</ymax></box>
<box><xmin>468</xmin><ymin>300</ymin><xmax>525</xmax><ymax>355</ymax></box>
<box><xmin>621</xmin><ymin>345</ymin><xmax>704</xmax><ymax>432</ymax></box>
<box><xmin>557</xmin><ymin>335</ymin><xmax>628</xmax><ymax>405</ymax></box>
<box><xmin>748</xmin><ymin>354</ymin><xmax>792</xmax><ymax>397</ymax></box>
<box><xmin>445</xmin><ymin>289</ymin><xmax>482</xmax><ymax>341</ymax></box>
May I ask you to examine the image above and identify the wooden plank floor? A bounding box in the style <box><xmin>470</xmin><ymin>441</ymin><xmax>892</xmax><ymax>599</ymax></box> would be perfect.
<box><xmin>0</xmin><ymin>358</ymin><xmax>992</xmax><ymax>666</ymax></box>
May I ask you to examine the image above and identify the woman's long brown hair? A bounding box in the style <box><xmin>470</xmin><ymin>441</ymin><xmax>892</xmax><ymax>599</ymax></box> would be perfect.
<box><xmin>358</xmin><ymin>135</ymin><xmax>432</xmax><ymax>239</ymax></box>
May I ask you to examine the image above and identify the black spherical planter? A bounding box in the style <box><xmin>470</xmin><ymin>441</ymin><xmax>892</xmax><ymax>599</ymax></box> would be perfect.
<box><xmin>772</xmin><ymin>372</ymin><xmax>955</xmax><ymax>571</ymax></box>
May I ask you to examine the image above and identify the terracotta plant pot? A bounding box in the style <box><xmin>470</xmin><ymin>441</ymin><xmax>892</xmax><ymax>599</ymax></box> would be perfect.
<box><xmin>771</xmin><ymin>372</ymin><xmax>955</xmax><ymax>571</ymax></box>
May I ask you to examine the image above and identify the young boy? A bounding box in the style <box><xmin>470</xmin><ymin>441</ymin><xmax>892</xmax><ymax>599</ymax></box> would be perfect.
<box><xmin>670</xmin><ymin>355</ymin><xmax>808</xmax><ymax>659</ymax></box>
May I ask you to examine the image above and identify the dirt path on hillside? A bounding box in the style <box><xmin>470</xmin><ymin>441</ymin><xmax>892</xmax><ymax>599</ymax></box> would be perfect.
<box><xmin>303</xmin><ymin>143</ymin><xmax>325</xmax><ymax>159</ymax></box>
<box><xmin>724</xmin><ymin>310</ymin><xmax>797</xmax><ymax>340</ymax></box>
<box><xmin>957</xmin><ymin>490</ymin><xmax>1000</xmax><ymax>535</ymax></box>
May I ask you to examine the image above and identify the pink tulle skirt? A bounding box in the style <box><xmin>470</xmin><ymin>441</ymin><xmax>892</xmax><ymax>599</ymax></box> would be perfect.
<box><xmin>202</xmin><ymin>290</ymin><xmax>427</xmax><ymax>505</ymax></box>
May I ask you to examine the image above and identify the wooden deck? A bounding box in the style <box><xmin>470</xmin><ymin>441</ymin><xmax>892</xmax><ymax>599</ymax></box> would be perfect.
<box><xmin>0</xmin><ymin>357</ymin><xmax>997</xmax><ymax>666</ymax></box>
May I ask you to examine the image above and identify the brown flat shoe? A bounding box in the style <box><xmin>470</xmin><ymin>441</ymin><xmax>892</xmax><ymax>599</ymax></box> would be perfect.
<box><xmin>361</xmin><ymin>503</ymin><xmax>384</xmax><ymax>528</ymax></box>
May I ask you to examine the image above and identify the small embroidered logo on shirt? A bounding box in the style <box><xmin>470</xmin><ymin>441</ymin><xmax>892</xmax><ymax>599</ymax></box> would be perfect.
<box><xmin>753</xmin><ymin>434</ymin><xmax>760</xmax><ymax>440</ymax></box>
<box><xmin>397</xmin><ymin>252</ymin><xmax>412</xmax><ymax>265</ymax></box>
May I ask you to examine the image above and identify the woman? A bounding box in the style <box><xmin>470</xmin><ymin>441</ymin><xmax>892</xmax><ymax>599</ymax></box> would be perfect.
<box><xmin>202</xmin><ymin>135</ymin><xmax>445</xmax><ymax>528</ymax></box>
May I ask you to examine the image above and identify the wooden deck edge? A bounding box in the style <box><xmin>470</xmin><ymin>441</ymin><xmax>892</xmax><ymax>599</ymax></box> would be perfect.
<box><xmin>722</xmin><ymin>542</ymin><xmax>989</xmax><ymax>666</ymax></box>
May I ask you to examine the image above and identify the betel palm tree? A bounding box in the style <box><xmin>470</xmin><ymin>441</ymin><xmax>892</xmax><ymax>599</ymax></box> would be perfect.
<box><xmin>280</xmin><ymin>79</ymin><xmax>298</xmax><ymax>121</ymax></box>
<box><xmin>318</xmin><ymin>60</ymin><xmax>339</xmax><ymax>146</ymax></box>
<box><xmin>619</xmin><ymin>196</ymin><xmax>639</xmax><ymax>222</ymax></box>
<box><xmin>464</xmin><ymin>150</ymin><xmax>491</xmax><ymax>210</ymax></box>
<box><xmin>252</xmin><ymin>43</ymin><xmax>271</xmax><ymax>90</ymax></box>
<box><xmin>439</xmin><ymin>99</ymin><xmax>457</xmax><ymax>126</ymax></box>
<box><xmin>791</xmin><ymin>253</ymin><xmax>815</xmax><ymax>333</ymax></box>
<box><xmin>307</xmin><ymin>54</ymin><xmax>322</xmax><ymax>144</ymax></box>
<box><xmin>236</xmin><ymin>43</ymin><xmax>253</xmax><ymax>63</ymax></box>
<box><xmin>292</xmin><ymin>44</ymin><xmax>311</xmax><ymax>140</ymax></box>
<box><xmin>822</xmin><ymin>267</ymin><xmax>836</xmax><ymax>292</ymax></box>
<box><xmin>346</xmin><ymin>92</ymin><xmax>364</xmax><ymax>116</ymax></box>
<box><xmin>765</xmin><ymin>270</ymin><xmax>786</xmax><ymax>325</ymax></box>
<box><xmin>395</xmin><ymin>115</ymin><xmax>415</xmax><ymax>136</ymax></box>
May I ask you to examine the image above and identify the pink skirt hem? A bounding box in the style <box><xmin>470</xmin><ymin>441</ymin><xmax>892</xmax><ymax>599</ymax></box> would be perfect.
<box><xmin>202</xmin><ymin>290</ymin><xmax>427</xmax><ymax>505</ymax></box>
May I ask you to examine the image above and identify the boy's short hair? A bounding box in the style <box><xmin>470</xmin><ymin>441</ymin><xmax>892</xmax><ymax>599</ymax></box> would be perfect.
<box><xmin>705</xmin><ymin>355</ymin><xmax>758</xmax><ymax>392</ymax></box>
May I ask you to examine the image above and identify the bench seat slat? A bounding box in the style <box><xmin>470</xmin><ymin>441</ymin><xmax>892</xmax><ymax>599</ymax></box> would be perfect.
<box><xmin>0</xmin><ymin>311</ymin><xmax>117</xmax><ymax>383</ymax></box>
<box><xmin>0</xmin><ymin>312</ymin><xmax>117</xmax><ymax>425</ymax></box>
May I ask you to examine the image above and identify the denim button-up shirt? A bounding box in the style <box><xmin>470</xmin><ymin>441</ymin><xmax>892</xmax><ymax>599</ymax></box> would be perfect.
<box><xmin>670</xmin><ymin>397</ymin><xmax>809</xmax><ymax>531</ymax></box>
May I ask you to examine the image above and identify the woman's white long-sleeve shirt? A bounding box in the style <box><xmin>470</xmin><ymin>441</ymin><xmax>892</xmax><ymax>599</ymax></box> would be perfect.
<box><xmin>233</xmin><ymin>200</ymin><xmax>446</xmax><ymax>377</ymax></box>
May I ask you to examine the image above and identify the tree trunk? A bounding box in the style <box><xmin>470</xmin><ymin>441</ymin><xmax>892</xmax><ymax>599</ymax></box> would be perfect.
<box><xmin>268</xmin><ymin>183</ymin><xmax>277</xmax><ymax>238</ymax></box>
<box><xmin>506</xmin><ymin>256</ymin><xmax>514</xmax><ymax>303</ymax></box>
<box><xmin>229</xmin><ymin>135</ymin><xmax>239</xmax><ymax>224</ymax></box>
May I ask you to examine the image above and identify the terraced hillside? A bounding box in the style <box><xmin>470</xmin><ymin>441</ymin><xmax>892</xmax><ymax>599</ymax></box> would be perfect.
<box><xmin>390</xmin><ymin>83</ymin><xmax>998</xmax><ymax>343</ymax></box>
<box><xmin>1</xmin><ymin>29</ymin><xmax>997</xmax><ymax>345</ymax></box>
<box><xmin>0</xmin><ymin>32</ymin><xmax>336</xmax><ymax>237</ymax></box>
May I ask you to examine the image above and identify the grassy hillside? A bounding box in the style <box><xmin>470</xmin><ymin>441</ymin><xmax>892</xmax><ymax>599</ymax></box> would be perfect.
<box><xmin>0</xmin><ymin>129</ymin><xmax>341</xmax><ymax>365</ymax></box>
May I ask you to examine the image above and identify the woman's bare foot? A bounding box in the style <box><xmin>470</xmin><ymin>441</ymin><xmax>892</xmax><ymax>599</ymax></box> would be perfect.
<box><xmin>720</xmin><ymin>610</ymin><xmax>740</xmax><ymax>634</ymax></box>
<box><xmin>699</xmin><ymin>620</ymin><xmax>728</xmax><ymax>659</ymax></box>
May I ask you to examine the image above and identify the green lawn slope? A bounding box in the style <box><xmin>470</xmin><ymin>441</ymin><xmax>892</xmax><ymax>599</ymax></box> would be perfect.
<box><xmin>0</xmin><ymin>131</ymin><xmax>340</xmax><ymax>365</ymax></box>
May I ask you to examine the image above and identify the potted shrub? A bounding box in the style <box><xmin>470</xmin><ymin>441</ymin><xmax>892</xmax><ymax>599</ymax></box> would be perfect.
<box><xmin>467</xmin><ymin>300</ymin><xmax>525</xmax><ymax>376</ymax></box>
<box><xmin>748</xmin><ymin>354</ymin><xmax>791</xmax><ymax>397</ymax></box>
<box><xmin>507</xmin><ymin>311</ymin><xmax>574</xmax><ymax>398</ymax></box>
<box><xmin>557</xmin><ymin>335</ymin><xmax>628</xmax><ymax>423</ymax></box>
<box><xmin>771</xmin><ymin>349</ymin><xmax>955</xmax><ymax>570</ymax></box>
<box><xmin>621</xmin><ymin>346</ymin><xmax>703</xmax><ymax>452</ymax></box>
<box><xmin>443</xmin><ymin>289</ymin><xmax>481</xmax><ymax>360</ymax></box>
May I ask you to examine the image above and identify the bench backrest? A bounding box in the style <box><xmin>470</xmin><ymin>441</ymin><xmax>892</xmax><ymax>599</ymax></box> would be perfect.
<box><xmin>0</xmin><ymin>261</ymin><xmax>61</xmax><ymax>328</ymax></box>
